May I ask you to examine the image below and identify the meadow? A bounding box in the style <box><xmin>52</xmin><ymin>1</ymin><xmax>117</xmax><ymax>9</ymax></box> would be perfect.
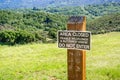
<box><xmin>0</xmin><ymin>32</ymin><xmax>120</xmax><ymax>80</ymax></box>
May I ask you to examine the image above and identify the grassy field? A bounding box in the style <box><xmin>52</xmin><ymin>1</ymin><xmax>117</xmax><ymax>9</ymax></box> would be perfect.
<box><xmin>0</xmin><ymin>32</ymin><xmax>120</xmax><ymax>80</ymax></box>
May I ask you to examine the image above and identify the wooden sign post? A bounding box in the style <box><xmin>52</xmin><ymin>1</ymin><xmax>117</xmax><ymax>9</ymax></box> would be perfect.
<box><xmin>58</xmin><ymin>16</ymin><xmax>91</xmax><ymax>80</ymax></box>
<box><xmin>67</xmin><ymin>16</ymin><xmax>86</xmax><ymax>80</ymax></box>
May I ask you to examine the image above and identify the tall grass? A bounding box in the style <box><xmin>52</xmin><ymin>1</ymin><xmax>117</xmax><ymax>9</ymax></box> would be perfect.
<box><xmin>0</xmin><ymin>32</ymin><xmax>120</xmax><ymax>80</ymax></box>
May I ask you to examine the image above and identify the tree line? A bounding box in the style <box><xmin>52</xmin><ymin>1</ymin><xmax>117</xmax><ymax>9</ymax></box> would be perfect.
<box><xmin>0</xmin><ymin>9</ymin><xmax>120</xmax><ymax>45</ymax></box>
<box><xmin>0</xmin><ymin>10</ymin><xmax>67</xmax><ymax>44</ymax></box>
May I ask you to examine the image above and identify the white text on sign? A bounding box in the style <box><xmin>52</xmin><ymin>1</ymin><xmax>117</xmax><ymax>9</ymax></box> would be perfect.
<box><xmin>58</xmin><ymin>31</ymin><xmax>91</xmax><ymax>50</ymax></box>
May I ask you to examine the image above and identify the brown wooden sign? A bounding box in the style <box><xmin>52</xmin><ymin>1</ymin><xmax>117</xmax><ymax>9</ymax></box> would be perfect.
<box><xmin>57</xmin><ymin>16</ymin><xmax>89</xmax><ymax>80</ymax></box>
<box><xmin>58</xmin><ymin>31</ymin><xmax>91</xmax><ymax>50</ymax></box>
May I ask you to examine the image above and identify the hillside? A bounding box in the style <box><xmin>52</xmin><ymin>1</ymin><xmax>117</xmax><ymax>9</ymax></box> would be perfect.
<box><xmin>0</xmin><ymin>10</ymin><xmax>67</xmax><ymax>44</ymax></box>
<box><xmin>87</xmin><ymin>13</ymin><xmax>120</xmax><ymax>34</ymax></box>
<box><xmin>0</xmin><ymin>32</ymin><xmax>120</xmax><ymax>80</ymax></box>
<box><xmin>0</xmin><ymin>9</ymin><xmax>120</xmax><ymax>44</ymax></box>
<box><xmin>0</xmin><ymin>0</ymin><xmax>119</xmax><ymax>9</ymax></box>
<box><xmin>42</xmin><ymin>3</ymin><xmax>120</xmax><ymax>18</ymax></box>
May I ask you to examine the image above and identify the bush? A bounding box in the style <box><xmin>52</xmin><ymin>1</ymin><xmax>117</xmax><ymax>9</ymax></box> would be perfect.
<box><xmin>14</xmin><ymin>31</ymin><xmax>35</xmax><ymax>44</ymax></box>
<box><xmin>0</xmin><ymin>31</ymin><xmax>16</xmax><ymax>44</ymax></box>
<box><xmin>0</xmin><ymin>30</ymin><xmax>36</xmax><ymax>45</ymax></box>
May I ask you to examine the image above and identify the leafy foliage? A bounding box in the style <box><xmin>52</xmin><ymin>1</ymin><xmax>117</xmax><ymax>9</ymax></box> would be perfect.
<box><xmin>0</xmin><ymin>30</ymin><xmax>39</xmax><ymax>44</ymax></box>
<box><xmin>87</xmin><ymin>13</ymin><xmax>120</xmax><ymax>34</ymax></box>
<box><xmin>0</xmin><ymin>4</ymin><xmax>120</xmax><ymax>44</ymax></box>
<box><xmin>42</xmin><ymin>3</ymin><xmax>120</xmax><ymax>19</ymax></box>
<box><xmin>0</xmin><ymin>10</ymin><xmax>67</xmax><ymax>44</ymax></box>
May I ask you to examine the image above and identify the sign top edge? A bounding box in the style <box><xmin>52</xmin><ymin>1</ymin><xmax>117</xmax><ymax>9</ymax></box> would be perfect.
<box><xmin>68</xmin><ymin>16</ymin><xmax>84</xmax><ymax>23</ymax></box>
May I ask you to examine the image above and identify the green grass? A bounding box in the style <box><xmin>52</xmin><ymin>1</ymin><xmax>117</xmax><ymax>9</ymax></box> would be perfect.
<box><xmin>0</xmin><ymin>32</ymin><xmax>120</xmax><ymax>80</ymax></box>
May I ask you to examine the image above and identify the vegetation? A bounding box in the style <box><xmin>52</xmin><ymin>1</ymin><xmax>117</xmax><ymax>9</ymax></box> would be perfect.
<box><xmin>87</xmin><ymin>13</ymin><xmax>120</xmax><ymax>34</ymax></box>
<box><xmin>42</xmin><ymin>3</ymin><xmax>120</xmax><ymax>19</ymax></box>
<box><xmin>85</xmin><ymin>3</ymin><xmax>120</xmax><ymax>17</ymax></box>
<box><xmin>0</xmin><ymin>1</ymin><xmax>119</xmax><ymax>80</ymax></box>
<box><xmin>0</xmin><ymin>30</ymin><xmax>37</xmax><ymax>44</ymax></box>
<box><xmin>0</xmin><ymin>10</ymin><xmax>67</xmax><ymax>44</ymax></box>
<box><xmin>0</xmin><ymin>3</ymin><xmax>120</xmax><ymax>44</ymax></box>
<box><xmin>0</xmin><ymin>32</ymin><xmax>120</xmax><ymax>80</ymax></box>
